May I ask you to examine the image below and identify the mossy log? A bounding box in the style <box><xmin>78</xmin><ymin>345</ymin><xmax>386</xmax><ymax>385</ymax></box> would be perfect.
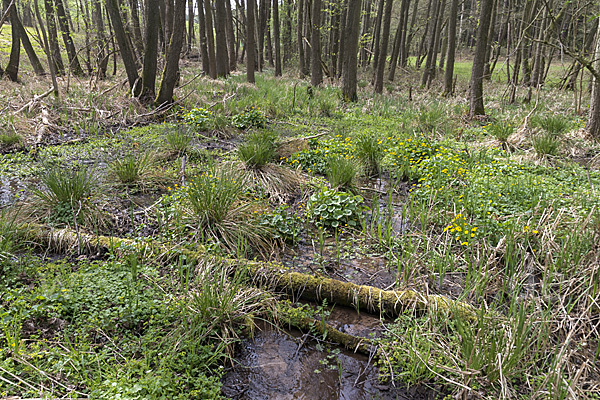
<box><xmin>19</xmin><ymin>223</ymin><xmax>477</xmax><ymax>322</ymax></box>
<box><xmin>287</xmin><ymin>316</ymin><xmax>376</xmax><ymax>356</ymax></box>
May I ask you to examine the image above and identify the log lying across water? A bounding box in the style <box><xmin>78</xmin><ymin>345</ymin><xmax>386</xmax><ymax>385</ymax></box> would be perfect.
<box><xmin>20</xmin><ymin>223</ymin><xmax>477</xmax><ymax>322</ymax></box>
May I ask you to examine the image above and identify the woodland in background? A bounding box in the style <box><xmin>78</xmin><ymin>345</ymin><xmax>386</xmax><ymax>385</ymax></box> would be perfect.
<box><xmin>2</xmin><ymin>0</ymin><xmax>600</xmax><ymax>135</ymax></box>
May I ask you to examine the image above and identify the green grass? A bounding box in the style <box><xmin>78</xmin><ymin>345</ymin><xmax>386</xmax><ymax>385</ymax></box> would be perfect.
<box><xmin>109</xmin><ymin>152</ymin><xmax>156</xmax><ymax>184</ymax></box>
<box><xmin>237</xmin><ymin>130</ymin><xmax>278</xmax><ymax>168</ymax></box>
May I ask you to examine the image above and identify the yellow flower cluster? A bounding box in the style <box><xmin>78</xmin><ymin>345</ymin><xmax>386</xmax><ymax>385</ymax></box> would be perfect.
<box><xmin>444</xmin><ymin>213</ymin><xmax>477</xmax><ymax>246</ymax></box>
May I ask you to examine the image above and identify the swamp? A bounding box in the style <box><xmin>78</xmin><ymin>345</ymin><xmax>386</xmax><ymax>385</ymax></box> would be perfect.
<box><xmin>1</xmin><ymin>0</ymin><xmax>600</xmax><ymax>398</ymax></box>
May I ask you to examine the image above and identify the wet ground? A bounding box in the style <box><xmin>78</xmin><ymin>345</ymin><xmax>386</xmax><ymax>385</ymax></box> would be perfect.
<box><xmin>222</xmin><ymin>322</ymin><xmax>439</xmax><ymax>400</ymax></box>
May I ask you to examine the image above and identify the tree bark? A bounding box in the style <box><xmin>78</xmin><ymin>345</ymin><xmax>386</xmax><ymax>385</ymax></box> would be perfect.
<box><xmin>373</xmin><ymin>0</ymin><xmax>393</xmax><ymax>93</ymax></box>
<box><xmin>4</xmin><ymin>0</ymin><xmax>20</xmax><ymax>81</ymax></box>
<box><xmin>468</xmin><ymin>0</ymin><xmax>493</xmax><ymax>117</ymax></box>
<box><xmin>106</xmin><ymin>0</ymin><xmax>140</xmax><ymax>92</ymax></box>
<box><xmin>341</xmin><ymin>0</ymin><xmax>362</xmax><ymax>101</ymax></box>
<box><xmin>443</xmin><ymin>0</ymin><xmax>458</xmax><ymax>96</ymax></box>
<box><xmin>12</xmin><ymin>1</ymin><xmax>46</xmax><ymax>76</ymax></box>
<box><xmin>214</xmin><ymin>0</ymin><xmax>230</xmax><ymax>76</ymax></box>
<box><xmin>34</xmin><ymin>0</ymin><xmax>59</xmax><ymax>96</ymax></box>
<box><xmin>310</xmin><ymin>0</ymin><xmax>322</xmax><ymax>85</ymax></box>
<box><xmin>129</xmin><ymin>0</ymin><xmax>144</xmax><ymax>54</ymax></box>
<box><xmin>273</xmin><ymin>0</ymin><xmax>282</xmax><ymax>75</ymax></box>
<box><xmin>156</xmin><ymin>0</ymin><xmax>187</xmax><ymax>105</ymax></box>
<box><xmin>297</xmin><ymin>0</ymin><xmax>306</xmax><ymax>76</ymax></box>
<box><xmin>421</xmin><ymin>0</ymin><xmax>441</xmax><ymax>86</ymax></box>
<box><xmin>198</xmin><ymin>0</ymin><xmax>210</xmax><ymax>74</ymax></box>
<box><xmin>587</xmin><ymin>19</ymin><xmax>600</xmax><ymax>140</ymax></box>
<box><xmin>54</xmin><ymin>0</ymin><xmax>84</xmax><ymax>75</ymax></box>
<box><xmin>44</xmin><ymin>0</ymin><xmax>65</xmax><ymax>75</ymax></box>
<box><xmin>204</xmin><ymin>0</ymin><xmax>217</xmax><ymax>78</ymax></box>
<box><xmin>246</xmin><ymin>0</ymin><xmax>256</xmax><ymax>82</ymax></box>
<box><xmin>141</xmin><ymin>0</ymin><xmax>160</xmax><ymax>102</ymax></box>
<box><xmin>225</xmin><ymin>0</ymin><xmax>237</xmax><ymax>70</ymax></box>
<box><xmin>188</xmin><ymin>0</ymin><xmax>195</xmax><ymax>50</ymax></box>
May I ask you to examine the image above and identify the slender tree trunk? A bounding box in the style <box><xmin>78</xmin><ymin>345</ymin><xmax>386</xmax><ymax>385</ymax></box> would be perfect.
<box><xmin>587</xmin><ymin>20</ymin><xmax>600</xmax><ymax>139</ymax></box>
<box><xmin>106</xmin><ymin>0</ymin><xmax>140</xmax><ymax>91</ymax></box>
<box><xmin>265</xmin><ymin>0</ymin><xmax>274</xmax><ymax>66</ymax></box>
<box><xmin>165</xmin><ymin>0</ymin><xmax>174</xmax><ymax>51</ymax></box>
<box><xmin>421</xmin><ymin>0</ymin><xmax>440</xmax><ymax>86</ymax></box>
<box><xmin>214</xmin><ymin>0</ymin><xmax>230</xmax><ymax>76</ymax></box>
<box><xmin>257</xmin><ymin>0</ymin><xmax>267</xmax><ymax>69</ymax></box>
<box><xmin>273</xmin><ymin>0</ymin><xmax>282</xmax><ymax>75</ymax></box>
<box><xmin>246</xmin><ymin>0</ymin><xmax>256</xmax><ymax>82</ymax></box>
<box><xmin>204</xmin><ymin>0</ymin><xmax>217</xmax><ymax>78</ymax></box>
<box><xmin>468</xmin><ymin>0</ymin><xmax>493</xmax><ymax>117</ymax></box>
<box><xmin>34</xmin><ymin>0</ymin><xmax>59</xmax><ymax>96</ymax></box>
<box><xmin>342</xmin><ymin>0</ymin><xmax>362</xmax><ymax>101</ymax></box>
<box><xmin>12</xmin><ymin>2</ymin><xmax>45</xmax><ymax>75</ymax></box>
<box><xmin>141</xmin><ymin>0</ymin><xmax>160</xmax><ymax>102</ymax></box>
<box><xmin>444</xmin><ymin>0</ymin><xmax>458</xmax><ymax>96</ymax></box>
<box><xmin>44</xmin><ymin>0</ymin><xmax>65</xmax><ymax>75</ymax></box>
<box><xmin>4</xmin><ymin>0</ymin><xmax>20</xmax><ymax>81</ymax></box>
<box><xmin>371</xmin><ymin>0</ymin><xmax>385</xmax><ymax>72</ymax></box>
<box><xmin>54</xmin><ymin>0</ymin><xmax>84</xmax><ymax>75</ymax></box>
<box><xmin>311</xmin><ymin>0</ymin><xmax>322</xmax><ymax>85</ymax></box>
<box><xmin>156</xmin><ymin>0</ymin><xmax>186</xmax><ymax>105</ymax></box>
<box><xmin>225</xmin><ymin>0</ymin><xmax>237</xmax><ymax>70</ymax></box>
<box><xmin>129</xmin><ymin>0</ymin><xmax>144</xmax><ymax>54</ymax></box>
<box><xmin>188</xmin><ymin>0</ymin><xmax>195</xmax><ymax>50</ymax></box>
<box><xmin>298</xmin><ymin>0</ymin><xmax>306</xmax><ymax>76</ymax></box>
<box><xmin>336</xmin><ymin>0</ymin><xmax>348</xmax><ymax>78</ymax></box>
<box><xmin>198</xmin><ymin>0</ymin><xmax>210</xmax><ymax>73</ymax></box>
<box><xmin>374</xmin><ymin>0</ymin><xmax>393</xmax><ymax>93</ymax></box>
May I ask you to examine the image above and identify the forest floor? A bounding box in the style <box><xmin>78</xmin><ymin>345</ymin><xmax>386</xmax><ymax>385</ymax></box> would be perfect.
<box><xmin>1</xmin><ymin>63</ymin><xmax>600</xmax><ymax>399</ymax></box>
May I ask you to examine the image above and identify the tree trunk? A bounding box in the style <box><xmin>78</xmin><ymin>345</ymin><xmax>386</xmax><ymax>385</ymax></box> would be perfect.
<box><xmin>371</xmin><ymin>0</ymin><xmax>385</xmax><ymax>72</ymax></box>
<box><xmin>225</xmin><ymin>0</ymin><xmax>237</xmax><ymax>70</ymax></box>
<box><xmin>468</xmin><ymin>0</ymin><xmax>494</xmax><ymax>117</ymax></box>
<box><xmin>214</xmin><ymin>0</ymin><xmax>230</xmax><ymax>76</ymax></box>
<box><xmin>341</xmin><ymin>0</ymin><xmax>362</xmax><ymax>101</ymax></box>
<box><xmin>421</xmin><ymin>0</ymin><xmax>440</xmax><ymax>86</ymax></box>
<box><xmin>156</xmin><ymin>0</ymin><xmax>186</xmax><ymax>105</ymax></box>
<box><xmin>336</xmin><ymin>0</ymin><xmax>348</xmax><ymax>78</ymax></box>
<box><xmin>44</xmin><ymin>0</ymin><xmax>65</xmax><ymax>75</ymax></box>
<box><xmin>257</xmin><ymin>0</ymin><xmax>267</xmax><ymax>70</ymax></box>
<box><xmin>587</xmin><ymin>20</ymin><xmax>600</xmax><ymax>140</ymax></box>
<box><xmin>106</xmin><ymin>0</ymin><xmax>140</xmax><ymax>91</ymax></box>
<box><xmin>297</xmin><ymin>0</ymin><xmax>306</xmax><ymax>76</ymax></box>
<box><xmin>141</xmin><ymin>0</ymin><xmax>160</xmax><ymax>102</ymax></box>
<box><xmin>310</xmin><ymin>0</ymin><xmax>322</xmax><ymax>85</ymax></box>
<box><xmin>129</xmin><ymin>0</ymin><xmax>144</xmax><ymax>54</ymax></box>
<box><xmin>188</xmin><ymin>0</ymin><xmax>195</xmax><ymax>50</ymax></box>
<box><xmin>443</xmin><ymin>0</ymin><xmax>458</xmax><ymax>96</ymax></box>
<box><xmin>11</xmin><ymin>2</ymin><xmax>46</xmax><ymax>76</ymax></box>
<box><xmin>204</xmin><ymin>0</ymin><xmax>217</xmax><ymax>78</ymax></box>
<box><xmin>273</xmin><ymin>0</ymin><xmax>282</xmax><ymax>75</ymax></box>
<box><xmin>4</xmin><ymin>0</ymin><xmax>20</xmax><ymax>81</ymax></box>
<box><xmin>246</xmin><ymin>0</ymin><xmax>256</xmax><ymax>82</ymax></box>
<box><xmin>373</xmin><ymin>0</ymin><xmax>393</xmax><ymax>93</ymax></box>
<box><xmin>34</xmin><ymin>0</ymin><xmax>59</xmax><ymax>96</ymax></box>
<box><xmin>198</xmin><ymin>0</ymin><xmax>210</xmax><ymax>74</ymax></box>
<box><xmin>54</xmin><ymin>0</ymin><xmax>84</xmax><ymax>75</ymax></box>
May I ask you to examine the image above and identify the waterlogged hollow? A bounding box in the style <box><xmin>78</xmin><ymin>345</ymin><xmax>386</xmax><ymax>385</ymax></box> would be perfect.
<box><xmin>222</xmin><ymin>321</ymin><xmax>437</xmax><ymax>400</ymax></box>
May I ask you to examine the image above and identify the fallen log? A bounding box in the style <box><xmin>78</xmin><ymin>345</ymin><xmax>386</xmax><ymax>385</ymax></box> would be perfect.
<box><xmin>19</xmin><ymin>223</ymin><xmax>477</xmax><ymax>322</ymax></box>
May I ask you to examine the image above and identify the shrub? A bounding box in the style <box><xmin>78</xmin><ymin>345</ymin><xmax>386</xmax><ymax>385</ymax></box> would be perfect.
<box><xmin>307</xmin><ymin>187</ymin><xmax>366</xmax><ymax>230</ymax></box>
<box><xmin>326</xmin><ymin>156</ymin><xmax>358</xmax><ymax>189</ymax></box>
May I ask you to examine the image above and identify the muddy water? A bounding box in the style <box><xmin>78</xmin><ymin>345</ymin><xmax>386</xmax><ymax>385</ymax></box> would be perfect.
<box><xmin>0</xmin><ymin>176</ymin><xmax>26</xmax><ymax>207</ymax></box>
<box><xmin>222</xmin><ymin>322</ymin><xmax>435</xmax><ymax>400</ymax></box>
